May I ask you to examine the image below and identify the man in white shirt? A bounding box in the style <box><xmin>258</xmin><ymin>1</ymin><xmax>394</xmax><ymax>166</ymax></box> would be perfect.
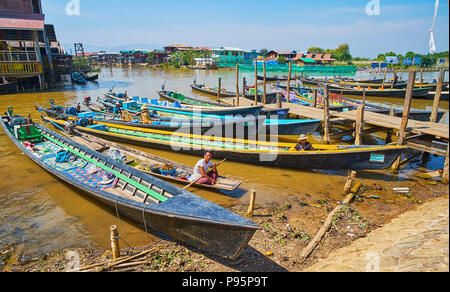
<box><xmin>189</xmin><ymin>150</ymin><xmax>218</xmax><ymax>185</ymax></box>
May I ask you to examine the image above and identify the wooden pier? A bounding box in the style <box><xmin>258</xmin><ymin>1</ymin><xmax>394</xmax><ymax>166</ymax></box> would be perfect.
<box><xmin>222</xmin><ymin>67</ymin><xmax>449</xmax><ymax>182</ymax></box>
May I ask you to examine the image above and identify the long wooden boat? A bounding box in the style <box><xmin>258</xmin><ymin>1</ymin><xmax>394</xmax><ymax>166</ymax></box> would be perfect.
<box><xmin>328</xmin><ymin>84</ymin><xmax>431</xmax><ymax>98</ymax></box>
<box><xmin>190</xmin><ymin>83</ymin><xmax>278</xmax><ymax>103</ymax></box>
<box><xmin>67</xmin><ymin>130</ymin><xmax>241</xmax><ymax>191</ymax></box>
<box><xmin>84</xmin><ymin>72</ymin><xmax>99</xmax><ymax>81</ymax></box>
<box><xmin>0</xmin><ymin>81</ymin><xmax>18</xmax><ymax>94</ymax></box>
<box><xmin>328</xmin><ymin>80</ymin><xmax>408</xmax><ymax>89</ymax></box>
<box><xmin>36</xmin><ymin>103</ymin><xmax>264</xmax><ymax>135</ymax></box>
<box><xmin>257</xmin><ymin>75</ymin><xmax>292</xmax><ymax>81</ymax></box>
<box><xmin>1</xmin><ymin>109</ymin><xmax>259</xmax><ymax>259</ymax></box>
<box><xmin>44</xmin><ymin>116</ymin><xmax>407</xmax><ymax>171</ymax></box>
<box><xmin>341</xmin><ymin>97</ymin><xmax>446</xmax><ymax>122</ymax></box>
<box><xmin>105</xmin><ymin>93</ymin><xmax>264</xmax><ymax>117</ymax></box>
<box><xmin>157</xmin><ymin>90</ymin><xmax>291</xmax><ymax>119</ymax></box>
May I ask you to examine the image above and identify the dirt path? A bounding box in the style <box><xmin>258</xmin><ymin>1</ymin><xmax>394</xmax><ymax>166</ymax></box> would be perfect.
<box><xmin>305</xmin><ymin>195</ymin><xmax>449</xmax><ymax>272</ymax></box>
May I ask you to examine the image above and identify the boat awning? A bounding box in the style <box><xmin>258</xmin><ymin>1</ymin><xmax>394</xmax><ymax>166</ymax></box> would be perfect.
<box><xmin>299</xmin><ymin>58</ymin><xmax>317</xmax><ymax>64</ymax></box>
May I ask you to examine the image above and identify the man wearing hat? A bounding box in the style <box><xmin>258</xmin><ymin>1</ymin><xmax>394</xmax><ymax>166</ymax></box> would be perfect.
<box><xmin>292</xmin><ymin>134</ymin><xmax>315</xmax><ymax>151</ymax></box>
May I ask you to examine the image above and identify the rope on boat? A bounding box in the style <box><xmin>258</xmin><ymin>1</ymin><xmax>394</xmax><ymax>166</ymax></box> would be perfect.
<box><xmin>114</xmin><ymin>195</ymin><xmax>128</xmax><ymax>238</ymax></box>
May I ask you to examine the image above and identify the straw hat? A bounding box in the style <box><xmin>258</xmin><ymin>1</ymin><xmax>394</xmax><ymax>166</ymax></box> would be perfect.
<box><xmin>297</xmin><ymin>134</ymin><xmax>308</xmax><ymax>141</ymax></box>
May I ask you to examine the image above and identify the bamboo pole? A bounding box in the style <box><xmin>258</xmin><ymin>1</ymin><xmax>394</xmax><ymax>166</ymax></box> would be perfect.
<box><xmin>300</xmin><ymin>191</ymin><xmax>355</xmax><ymax>260</ymax></box>
<box><xmin>263</xmin><ymin>59</ymin><xmax>267</xmax><ymax>104</ymax></box>
<box><xmin>286</xmin><ymin>62</ymin><xmax>292</xmax><ymax>103</ymax></box>
<box><xmin>242</xmin><ymin>77</ymin><xmax>246</xmax><ymax>107</ymax></box>
<box><xmin>110</xmin><ymin>225</ymin><xmax>120</xmax><ymax>260</ymax></box>
<box><xmin>430</xmin><ymin>70</ymin><xmax>445</xmax><ymax>123</ymax></box>
<box><xmin>217</xmin><ymin>77</ymin><xmax>221</xmax><ymax>102</ymax></box>
<box><xmin>247</xmin><ymin>190</ymin><xmax>256</xmax><ymax>218</ymax></box>
<box><xmin>392</xmin><ymin>69</ymin><xmax>416</xmax><ymax>173</ymax></box>
<box><xmin>323</xmin><ymin>85</ymin><xmax>330</xmax><ymax>144</ymax></box>
<box><xmin>254</xmin><ymin>61</ymin><xmax>258</xmax><ymax>105</ymax></box>
<box><xmin>236</xmin><ymin>64</ymin><xmax>240</xmax><ymax>107</ymax></box>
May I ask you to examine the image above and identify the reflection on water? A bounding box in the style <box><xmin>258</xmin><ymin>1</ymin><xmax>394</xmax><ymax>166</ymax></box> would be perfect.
<box><xmin>0</xmin><ymin>67</ymin><xmax>448</xmax><ymax>256</ymax></box>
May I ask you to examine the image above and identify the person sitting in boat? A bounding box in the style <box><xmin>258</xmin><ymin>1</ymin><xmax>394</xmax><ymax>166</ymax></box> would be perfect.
<box><xmin>113</xmin><ymin>102</ymin><xmax>122</xmax><ymax>115</ymax></box>
<box><xmin>393</xmin><ymin>73</ymin><xmax>399</xmax><ymax>85</ymax></box>
<box><xmin>76</xmin><ymin>103</ymin><xmax>81</xmax><ymax>113</ymax></box>
<box><xmin>291</xmin><ymin>134</ymin><xmax>315</xmax><ymax>151</ymax></box>
<box><xmin>189</xmin><ymin>150</ymin><xmax>218</xmax><ymax>185</ymax></box>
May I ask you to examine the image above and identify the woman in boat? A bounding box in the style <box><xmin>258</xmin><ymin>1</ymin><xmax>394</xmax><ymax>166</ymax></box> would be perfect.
<box><xmin>291</xmin><ymin>134</ymin><xmax>315</xmax><ymax>151</ymax></box>
<box><xmin>189</xmin><ymin>150</ymin><xmax>218</xmax><ymax>185</ymax></box>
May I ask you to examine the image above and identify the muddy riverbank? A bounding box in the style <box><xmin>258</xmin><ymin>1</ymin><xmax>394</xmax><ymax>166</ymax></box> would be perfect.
<box><xmin>2</xmin><ymin>176</ymin><xmax>447</xmax><ymax>272</ymax></box>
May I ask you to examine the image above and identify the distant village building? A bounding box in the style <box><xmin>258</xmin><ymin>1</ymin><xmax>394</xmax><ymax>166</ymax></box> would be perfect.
<box><xmin>120</xmin><ymin>49</ymin><xmax>150</xmax><ymax>65</ymax></box>
<box><xmin>212</xmin><ymin>47</ymin><xmax>245</xmax><ymax>66</ymax></box>
<box><xmin>292</xmin><ymin>53</ymin><xmax>336</xmax><ymax>65</ymax></box>
<box><xmin>1</xmin><ymin>0</ymin><xmax>70</xmax><ymax>92</ymax></box>
<box><xmin>164</xmin><ymin>44</ymin><xmax>194</xmax><ymax>54</ymax></box>
<box><xmin>265</xmin><ymin>50</ymin><xmax>297</xmax><ymax>61</ymax></box>
<box><xmin>244</xmin><ymin>50</ymin><xmax>261</xmax><ymax>63</ymax></box>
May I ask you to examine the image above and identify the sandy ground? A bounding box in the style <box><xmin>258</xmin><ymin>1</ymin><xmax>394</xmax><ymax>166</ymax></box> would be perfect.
<box><xmin>1</xmin><ymin>179</ymin><xmax>448</xmax><ymax>272</ymax></box>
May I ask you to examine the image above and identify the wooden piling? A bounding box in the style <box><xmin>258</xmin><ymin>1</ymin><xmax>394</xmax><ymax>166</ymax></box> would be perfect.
<box><xmin>391</xmin><ymin>69</ymin><xmax>416</xmax><ymax>173</ymax></box>
<box><xmin>381</xmin><ymin>67</ymin><xmax>388</xmax><ymax>88</ymax></box>
<box><xmin>443</xmin><ymin>144</ymin><xmax>449</xmax><ymax>185</ymax></box>
<box><xmin>247</xmin><ymin>190</ymin><xmax>256</xmax><ymax>218</ymax></box>
<box><xmin>110</xmin><ymin>225</ymin><xmax>120</xmax><ymax>259</ymax></box>
<box><xmin>254</xmin><ymin>61</ymin><xmax>258</xmax><ymax>105</ymax></box>
<box><xmin>286</xmin><ymin>62</ymin><xmax>292</xmax><ymax>103</ymax></box>
<box><xmin>276</xmin><ymin>93</ymin><xmax>283</xmax><ymax>109</ymax></box>
<box><xmin>217</xmin><ymin>77</ymin><xmax>221</xmax><ymax>102</ymax></box>
<box><xmin>312</xmin><ymin>89</ymin><xmax>318</xmax><ymax>108</ymax></box>
<box><xmin>242</xmin><ymin>77</ymin><xmax>246</xmax><ymax>107</ymax></box>
<box><xmin>263</xmin><ymin>59</ymin><xmax>267</xmax><ymax>104</ymax></box>
<box><xmin>354</xmin><ymin>105</ymin><xmax>364</xmax><ymax>146</ymax></box>
<box><xmin>236</xmin><ymin>64</ymin><xmax>240</xmax><ymax>107</ymax></box>
<box><xmin>323</xmin><ymin>85</ymin><xmax>330</xmax><ymax>144</ymax></box>
<box><xmin>430</xmin><ymin>70</ymin><xmax>445</xmax><ymax>123</ymax></box>
<box><xmin>343</xmin><ymin>171</ymin><xmax>357</xmax><ymax>195</ymax></box>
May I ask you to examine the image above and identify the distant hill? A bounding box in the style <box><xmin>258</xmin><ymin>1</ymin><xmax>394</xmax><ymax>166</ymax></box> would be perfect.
<box><xmin>62</xmin><ymin>43</ymin><xmax>163</xmax><ymax>54</ymax></box>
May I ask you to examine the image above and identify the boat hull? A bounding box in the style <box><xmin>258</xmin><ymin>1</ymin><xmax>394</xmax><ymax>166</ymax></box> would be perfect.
<box><xmin>60</xmin><ymin>123</ymin><xmax>405</xmax><ymax>171</ymax></box>
<box><xmin>1</xmin><ymin>118</ymin><xmax>259</xmax><ymax>259</ymax></box>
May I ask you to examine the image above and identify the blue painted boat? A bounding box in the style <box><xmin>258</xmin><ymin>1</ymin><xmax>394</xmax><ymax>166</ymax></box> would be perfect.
<box><xmin>71</xmin><ymin>71</ymin><xmax>86</xmax><ymax>84</ymax></box>
<box><xmin>1</xmin><ymin>107</ymin><xmax>260</xmax><ymax>259</ymax></box>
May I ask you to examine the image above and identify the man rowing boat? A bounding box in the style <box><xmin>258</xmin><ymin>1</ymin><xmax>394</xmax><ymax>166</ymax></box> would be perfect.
<box><xmin>189</xmin><ymin>150</ymin><xmax>218</xmax><ymax>185</ymax></box>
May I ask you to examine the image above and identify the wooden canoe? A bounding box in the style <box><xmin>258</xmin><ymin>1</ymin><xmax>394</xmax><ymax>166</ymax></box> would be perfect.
<box><xmin>67</xmin><ymin>130</ymin><xmax>241</xmax><ymax>191</ymax></box>
<box><xmin>328</xmin><ymin>85</ymin><xmax>431</xmax><ymax>98</ymax></box>
<box><xmin>190</xmin><ymin>83</ymin><xmax>278</xmax><ymax>103</ymax></box>
<box><xmin>158</xmin><ymin>90</ymin><xmax>290</xmax><ymax>119</ymax></box>
<box><xmin>1</xmin><ymin>111</ymin><xmax>259</xmax><ymax>259</ymax></box>
<box><xmin>104</xmin><ymin>93</ymin><xmax>264</xmax><ymax>117</ymax></box>
<box><xmin>44</xmin><ymin>116</ymin><xmax>407</xmax><ymax>171</ymax></box>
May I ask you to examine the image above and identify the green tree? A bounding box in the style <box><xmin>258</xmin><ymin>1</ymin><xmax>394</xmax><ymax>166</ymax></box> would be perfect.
<box><xmin>146</xmin><ymin>52</ymin><xmax>157</xmax><ymax>64</ymax></box>
<box><xmin>332</xmin><ymin>44</ymin><xmax>352</xmax><ymax>62</ymax></box>
<box><xmin>307</xmin><ymin>47</ymin><xmax>325</xmax><ymax>54</ymax></box>
<box><xmin>259</xmin><ymin>48</ymin><xmax>268</xmax><ymax>57</ymax></box>
<box><xmin>277</xmin><ymin>56</ymin><xmax>287</xmax><ymax>65</ymax></box>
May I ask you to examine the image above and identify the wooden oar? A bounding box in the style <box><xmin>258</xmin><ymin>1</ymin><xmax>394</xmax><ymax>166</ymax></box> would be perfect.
<box><xmin>183</xmin><ymin>158</ymin><xmax>226</xmax><ymax>190</ymax></box>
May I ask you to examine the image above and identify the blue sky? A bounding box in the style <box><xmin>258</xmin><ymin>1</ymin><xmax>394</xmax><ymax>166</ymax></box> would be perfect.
<box><xmin>42</xmin><ymin>0</ymin><xmax>449</xmax><ymax>58</ymax></box>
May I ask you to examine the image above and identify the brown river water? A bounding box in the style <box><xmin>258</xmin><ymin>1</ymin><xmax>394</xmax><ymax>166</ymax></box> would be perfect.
<box><xmin>0</xmin><ymin>67</ymin><xmax>448</xmax><ymax>255</ymax></box>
